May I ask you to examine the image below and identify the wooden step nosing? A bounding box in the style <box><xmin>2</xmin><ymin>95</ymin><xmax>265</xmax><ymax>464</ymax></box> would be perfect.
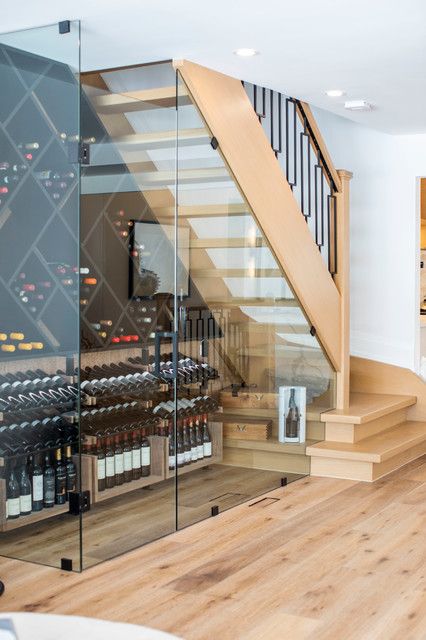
<box><xmin>321</xmin><ymin>395</ymin><xmax>417</xmax><ymax>425</ymax></box>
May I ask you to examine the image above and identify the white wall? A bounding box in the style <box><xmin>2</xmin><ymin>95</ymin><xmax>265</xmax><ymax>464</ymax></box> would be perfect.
<box><xmin>312</xmin><ymin>107</ymin><xmax>426</xmax><ymax>371</ymax></box>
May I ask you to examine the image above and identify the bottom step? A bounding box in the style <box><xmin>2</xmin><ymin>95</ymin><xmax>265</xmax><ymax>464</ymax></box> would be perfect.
<box><xmin>307</xmin><ymin>421</ymin><xmax>426</xmax><ymax>482</ymax></box>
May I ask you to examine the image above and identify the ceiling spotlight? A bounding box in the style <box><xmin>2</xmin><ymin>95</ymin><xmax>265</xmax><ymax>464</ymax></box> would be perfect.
<box><xmin>344</xmin><ymin>100</ymin><xmax>373</xmax><ymax>111</ymax></box>
<box><xmin>326</xmin><ymin>89</ymin><xmax>345</xmax><ymax>97</ymax></box>
<box><xmin>234</xmin><ymin>48</ymin><xmax>259</xmax><ymax>57</ymax></box>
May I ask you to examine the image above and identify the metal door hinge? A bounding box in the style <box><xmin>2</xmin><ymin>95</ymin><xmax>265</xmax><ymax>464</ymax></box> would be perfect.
<box><xmin>69</xmin><ymin>490</ymin><xmax>91</xmax><ymax>515</ymax></box>
<box><xmin>58</xmin><ymin>20</ymin><xmax>71</xmax><ymax>34</ymax></box>
<box><xmin>79</xmin><ymin>142</ymin><xmax>90</xmax><ymax>165</ymax></box>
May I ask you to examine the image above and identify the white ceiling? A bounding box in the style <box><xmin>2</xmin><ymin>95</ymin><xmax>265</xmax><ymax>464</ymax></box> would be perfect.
<box><xmin>1</xmin><ymin>0</ymin><xmax>425</xmax><ymax>134</ymax></box>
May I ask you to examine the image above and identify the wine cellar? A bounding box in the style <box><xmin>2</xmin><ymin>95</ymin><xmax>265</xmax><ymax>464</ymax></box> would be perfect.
<box><xmin>0</xmin><ymin>22</ymin><xmax>336</xmax><ymax>571</ymax></box>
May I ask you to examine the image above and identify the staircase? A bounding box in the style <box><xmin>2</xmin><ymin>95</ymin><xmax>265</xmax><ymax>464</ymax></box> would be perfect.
<box><xmin>307</xmin><ymin>392</ymin><xmax>426</xmax><ymax>481</ymax></box>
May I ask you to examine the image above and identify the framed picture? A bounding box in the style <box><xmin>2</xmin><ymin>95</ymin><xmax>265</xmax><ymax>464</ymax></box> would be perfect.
<box><xmin>129</xmin><ymin>220</ymin><xmax>190</xmax><ymax>299</ymax></box>
<box><xmin>278</xmin><ymin>385</ymin><xmax>306</xmax><ymax>444</ymax></box>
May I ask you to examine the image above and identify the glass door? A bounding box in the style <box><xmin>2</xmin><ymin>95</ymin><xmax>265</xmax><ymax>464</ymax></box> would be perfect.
<box><xmin>79</xmin><ymin>61</ymin><xmax>178</xmax><ymax>568</ymax></box>
<box><xmin>176</xmin><ymin>70</ymin><xmax>335</xmax><ymax>528</ymax></box>
<box><xmin>0</xmin><ymin>21</ymin><xmax>82</xmax><ymax>569</ymax></box>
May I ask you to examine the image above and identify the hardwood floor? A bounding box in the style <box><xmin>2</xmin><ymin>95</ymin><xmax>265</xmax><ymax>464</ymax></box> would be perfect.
<box><xmin>0</xmin><ymin>464</ymin><xmax>293</xmax><ymax>569</ymax></box>
<box><xmin>1</xmin><ymin>458</ymin><xmax>426</xmax><ymax>639</ymax></box>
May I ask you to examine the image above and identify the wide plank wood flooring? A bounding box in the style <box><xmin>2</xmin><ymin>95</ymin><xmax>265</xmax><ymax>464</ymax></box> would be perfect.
<box><xmin>1</xmin><ymin>457</ymin><xmax>426</xmax><ymax>639</ymax></box>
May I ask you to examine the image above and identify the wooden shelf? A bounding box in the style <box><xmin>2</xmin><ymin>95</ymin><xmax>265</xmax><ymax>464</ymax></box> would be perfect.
<box><xmin>166</xmin><ymin>455</ymin><xmax>222</xmax><ymax>478</ymax></box>
<box><xmin>94</xmin><ymin>473</ymin><xmax>165</xmax><ymax>503</ymax></box>
<box><xmin>191</xmin><ymin>268</ymin><xmax>282</xmax><ymax>278</ymax></box>
<box><xmin>0</xmin><ymin>502</ymin><xmax>69</xmax><ymax>532</ymax></box>
<box><xmin>90</xmin><ymin>85</ymin><xmax>190</xmax><ymax>114</ymax></box>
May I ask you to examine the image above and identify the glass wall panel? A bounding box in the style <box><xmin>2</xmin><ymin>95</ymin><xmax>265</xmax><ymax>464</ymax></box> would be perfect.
<box><xmin>176</xmin><ymin>72</ymin><xmax>335</xmax><ymax>527</ymax></box>
<box><xmin>79</xmin><ymin>61</ymin><xmax>178</xmax><ymax>568</ymax></box>
<box><xmin>0</xmin><ymin>22</ymin><xmax>81</xmax><ymax>569</ymax></box>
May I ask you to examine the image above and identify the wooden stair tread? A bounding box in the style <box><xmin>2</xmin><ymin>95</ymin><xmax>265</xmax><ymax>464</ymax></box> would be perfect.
<box><xmin>321</xmin><ymin>393</ymin><xmax>417</xmax><ymax>424</ymax></box>
<box><xmin>307</xmin><ymin>421</ymin><xmax>426</xmax><ymax>463</ymax></box>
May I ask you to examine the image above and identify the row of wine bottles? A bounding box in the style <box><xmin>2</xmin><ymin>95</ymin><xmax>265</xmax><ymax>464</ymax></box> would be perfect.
<box><xmin>0</xmin><ymin>369</ymin><xmax>79</xmax><ymax>412</ymax></box>
<box><xmin>0</xmin><ymin>331</ymin><xmax>44</xmax><ymax>355</ymax></box>
<box><xmin>169</xmin><ymin>415</ymin><xmax>212</xmax><ymax>470</ymax></box>
<box><xmin>6</xmin><ymin>446</ymin><xmax>77</xmax><ymax>520</ymax></box>
<box><xmin>94</xmin><ymin>430</ymin><xmax>151</xmax><ymax>491</ymax></box>
<box><xmin>81</xmin><ymin>395</ymin><xmax>218</xmax><ymax>440</ymax></box>
<box><xmin>0</xmin><ymin>414</ymin><xmax>78</xmax><ymax>458</ymax></box>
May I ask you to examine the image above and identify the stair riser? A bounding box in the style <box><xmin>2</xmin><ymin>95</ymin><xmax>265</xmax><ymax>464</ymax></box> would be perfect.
<box><xmin>223</xmin><ymin>447</ymin><xmax>310</xmax><ymax>475</ymax></box>
<box><xmin>310</xmin><ymin>440</ymin><xmax>426</xmax><ymax>482</ymax></box>
<box><xmin>325</xmin><ymin>408</ymin><xmax>408</xmax><ymax>443</ymax></box>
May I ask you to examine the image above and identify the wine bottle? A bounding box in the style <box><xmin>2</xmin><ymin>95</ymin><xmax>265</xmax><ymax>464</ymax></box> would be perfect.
<box><xmin>54</xmin><ymin>448</ymin><xmax>67</xmax><ymax>505</ymax></box>
<box><xmin>96</xmin><ymin>437</ymin><xmax>106</xmax><ymax>492</ymax></box>
<box><xmin>19</xmin><ymin>464</ymin><xmax>32</xmax><ymax>515</ymax></box>
<box><xmin>183</xmin><ymin>421</ymin><xmax>192</xmax><ymax>465</ymax></box>
<box><xmin>202</xmin><ymin>415</ymin><xmax>212</xmax><ymax>458</ymax></box>
<box><xmin>65</xmin><ymin>445</ymin><xmax>77</xmax><ymax>498</ymax></box>
<box><xmin>189</xmin><ymin>419</ymin><xmax>198</xmax><ymax>463</ymax></box>
<box><xmin>114</xmin><ymin>434</ymin><xmax>124</xmax><ymax>486</ymax></box>
<box><xmin>140</xmin><ymin>428</ymin><xmax>151</xmax><ymax>477</ymax></box>
<box><xmin>43</xmin><ymin>453</ymin><xmax>55</xmax><ymax>508</ymax></box>
<box><xmin>168</xmin><ymin>422</ymin><xmax>176</xmax><ymax>472</ymax></box>
<box><xmin>105</xmin><ymin>437</ymin><xmax>115</xmax><ymax>489</ymax></box>
<box><xmin>131</xmin><ymin>430</ymin><xmax>141</xmax><ymax>480</ymax></box>
<box><xmin>32</xmin><ymin>454</ymin><xmax>44</xmax><ymax>511</ymax></box>
<box><xmin>123</xmin><ymin>432</ymin><xmax>133</xmax><ymax>483</ymax></box>
<box><xmin>177</xmin><ymin>427</ymin><xmax>185</xmax><ymax>469</ymax></box>
<box><xmin>7</xmin><ymin>465</ymin><xmax>20</xmax><ymax>519</ymax></box>
<box><xmin>285</xmin><ymin>388</ymin><xmax>300</xmax><ymax>440</ymax></box>
<box><xmin>195</xmin><ymin>417</ymin><xmax>204</xmax><ymax>460</ymax></box>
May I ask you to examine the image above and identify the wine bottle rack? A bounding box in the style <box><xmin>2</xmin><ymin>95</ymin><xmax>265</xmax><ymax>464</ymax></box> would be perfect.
<box><xmin>0</xmin><ymin>42</ymin><xmax>80</xmax><ymax>359</ymax></box>
<box><xmin>165</xmin><ymin>421</ymin><xmax>223</xmax><ymax>479</ymax></box>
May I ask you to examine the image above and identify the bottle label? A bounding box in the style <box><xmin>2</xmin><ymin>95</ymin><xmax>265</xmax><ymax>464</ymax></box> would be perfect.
<box><xmin>56</xmin><ymin>473</ymin><xmax>67</xmax><ymax>496</ymax></box>
<box><xmin>20</xmin><ymin>493</ymin><xmax>32</xmax><ymax>513</ymax></box>
<box><xmin>106</xmin><ymin>456</ymin><xmax>115</xmax><ymax>477</ymax></box>
<box><xmin>191</xmin><ymin>447</ymin><xmax>198</xmax><ymax>462</ymax></box>
<box><xmin>177</xmin><ymin>452</ymin><xmax>185</xmax><ymax>466</ymax></box>
<box><xmin>97</xmin><ymin>458</ymin><xmax>106</xmax><ymax>480</ymax></box>
<box><xmin>141</xmin><ymin>447</ymin><xmax>151</xmax><ymax>466</ymax></box>
<box><xmin>169</xmin><ymin>454</ymin><xmax>176</xmax><ymax>469</ymax></box>
<box><xmin>132</xmin><ymin>449</ymin><xmax>141</xmax><ymax>469</ymax></box>
<box><xmin>203</xmin><ymin>442</ymin><xmax>212</xmax><ymax>457</ymax></box>
<box><xmin>7</xmin><ymin>497</ymin><xmax>20</xmax><ymax>517</ymax></box>
<box><xmin>44</xmin><ymin>477</ymin><xmax>55</xmax><ymax>504</ymax></box>
<box><xmin>197</xmin><ymin>445</ymin><xmax>204</xmax><ymax>459</ymax></box>
<box><xmin>32</xmin><ymin>474</ymin><xmax>43</xmax><ymax>501</ymax></box>
<box><xmin>124</xmin><ymin>451</ymin><xmax>132</xmax><ymax>471</ymax></box>
<box><xmin>67</xmin><ymin>471</ymin><xmax>77</xmax><ymax>493</ymax></box>
<box><xmin>115</xmin><ymin>453</ymin><xmax>124</xmax><ymax>475</ymax></box>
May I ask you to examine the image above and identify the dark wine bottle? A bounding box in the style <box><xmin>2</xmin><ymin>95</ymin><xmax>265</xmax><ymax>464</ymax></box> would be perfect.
<box><xmin>114</xmin><ymin>434</ymin><xmax>124</xmax><ymax>486</ymax></box>
<box><xmin>31</xmin><ymin>454</ymin><xmax>44</xmax><ymax>511</ymax></box>
<box><xmin>43</xmin><ymin>453</ymin><xmax>55</xmax><ymax>508</ymax></box>
<box><xmin>140</xmin><ymin>428</ymin><xmax>151</xmax><ymax>477</ymax></box>
<box><xmin>65</xmin><ymin>445</ymin><xmax>77</xmax><ymax>498</ymax></box>
<box><xmin>131</xmin><ymin>430</ymin><xmax>141</xmax><ymax>480</ymax></box>
<box><xmin>96</xmin><ymin>437</ymin><xmax>106</xmax><ymax>492</ymax></box>
<box><xmin>285</xmin><ymin>388</ymin><xmax>300</xmax><ymax>440</ymax></box>
<box><xmin>54</xmin><ymin>448</ymin><xmax>67</xmax><ymax>505</ymax></box>
<box><xmin>202</xmin><ymin>414</ymin><xmax>212</xmax><ymax>458</ymax></box>
<box><xmin>123</xmin><ymin>432</ymin><xmax>132</xmax><ymax>483</ymax></box>
<box><xmin>105</xmin><ymin>437</ymin><xmax>115</xmax><ymax>489</ymax></box>
<box><xmin>7</xmin><ymin>465</ymin><xmax>20</xmax><ymax>519</ymax></box>
<box><xmin>19</xmin><ymin>464</ymin><xmax>32</xmax><ymax>515</ymax></box>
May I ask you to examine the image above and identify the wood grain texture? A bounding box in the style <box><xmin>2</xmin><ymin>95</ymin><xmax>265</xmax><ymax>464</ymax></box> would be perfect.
<box><xmin>2</xmin><ymin>462</ymin><xmax>426</xmax><ymax>639</ymax></box>
<box><xmin>351</xmin><ymin>356</ymin><xmax>426</xmax><ymax>421</ymax></box>
<box><xmin>176</xmin><ymin>60</ymin><xmax>341</xmax><ymax>370</ymax></box>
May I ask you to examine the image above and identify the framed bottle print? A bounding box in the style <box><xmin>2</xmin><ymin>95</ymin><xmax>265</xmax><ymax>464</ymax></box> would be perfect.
<box><xmin>278</xmin><ymin>386</ymin><xmax>306</xmax><ymax>444</ymax></box>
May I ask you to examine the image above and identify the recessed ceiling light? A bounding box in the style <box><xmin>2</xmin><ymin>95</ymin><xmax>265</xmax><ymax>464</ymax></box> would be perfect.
<box><xmin>234</xmin><ymin>48</ymin><xmax>259</xmax><ymax>57</ymax></box>
<box><xmin>326</xmin><ymin>89</ymin><xmax>345</xmax><ymax>97</ymax></box>
<box><xmin>344</xmin><ymin>100</ymin><xmax>373</xmax><ymax>111</ymax></box>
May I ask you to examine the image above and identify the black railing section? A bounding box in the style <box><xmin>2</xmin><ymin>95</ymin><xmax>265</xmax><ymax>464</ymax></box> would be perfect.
<box><xmin>243</xmin><ymin>82</ymin><xmax>338</xmax><ymax>276</ymax></box>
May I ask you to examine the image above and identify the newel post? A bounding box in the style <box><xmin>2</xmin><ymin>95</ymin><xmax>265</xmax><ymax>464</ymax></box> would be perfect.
<box><xmin>334</xmin><ymin>169</ymin><xmax>353</xmax><ymax>410</ymax></box>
